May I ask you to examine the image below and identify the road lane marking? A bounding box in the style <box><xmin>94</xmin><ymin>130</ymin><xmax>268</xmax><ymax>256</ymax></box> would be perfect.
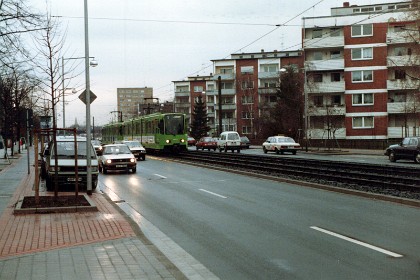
<box><xmin>310</xmin><ymin>226</ymin><xmax>403</xmax><ymax>258</ymax></box>
<box><xmin>154</xmin><ymin>174</ymin><xmax>167</xmax><ymax>179</ymax></box>
<box><xmin>199</xmin><ymin>189</ymin><xmax>227</xmax><ymax>199</ymax></box>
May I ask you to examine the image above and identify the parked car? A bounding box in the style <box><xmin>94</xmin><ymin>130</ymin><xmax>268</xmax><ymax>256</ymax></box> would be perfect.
<box><xmin>240</xmin><ymin>136</ymin><xmax>251</xmax><ymax>149</ymax></box>
<box><xmin>195</xmin><ymin>137</ymin><xmax>217</xmax><ymax>151</ymax></box>
<box><xmin>121</xmin><ymin>140</ymin><xmax>146</xmax><ymax>160</ymax></box>
<box><xmin>217</xmin><ymin>131</ymin><xmax>241</xmax><ymax>153</ymax></box>
<box><xmin>187</xmin><ymin>137</ymin><xmax>196</xmax><ymax>146</ymax></box>
<box><xmin>262</xmin><ymin>136</ymin><xmax>300</xmax><ymax>155</ymax></box>
<box><xmin>99</xmin><ymin>144</ymin><xmax>137</xmax><ymax>174</ymax></box>
<box><xmin>43</xmin><ymin>136</ymin><xmax>99</xmax><ymax>191</ymax></box>
<box><xmin>384</xmin><ymin>137</ymin><xmax>420</xmax><ymax>163</ymax></box>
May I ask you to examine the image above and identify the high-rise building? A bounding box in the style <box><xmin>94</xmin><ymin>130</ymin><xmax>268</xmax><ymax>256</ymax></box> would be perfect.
<box><xmin>117</xmin><ymin>87</ymin><xmax>153</xmax><ymax>121</ymax></box>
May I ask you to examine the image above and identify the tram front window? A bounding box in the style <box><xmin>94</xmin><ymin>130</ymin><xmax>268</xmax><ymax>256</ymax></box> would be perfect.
<box><xmin>165</xmin><ymin>115</ymin><xmax>185</xmax><ymax>135</ymax></box>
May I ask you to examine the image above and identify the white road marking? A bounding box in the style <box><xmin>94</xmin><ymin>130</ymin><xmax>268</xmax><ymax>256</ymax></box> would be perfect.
<box><xmin>199</xmin><ymin>189</ymin><xmax>227</xmax><ymax>199</ymax></box>
<box><xmin>310</xmin><ymin>226</ymin><xmax>403</xmax><ymax>258</ymax></box>
<box><xmin>154</xmin><ymin>174</ymin><xmax>167</xmax><ymax>179</ymax></box>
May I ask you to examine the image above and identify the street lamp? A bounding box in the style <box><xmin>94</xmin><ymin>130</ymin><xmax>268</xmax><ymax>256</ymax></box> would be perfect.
<box><xmin>61</xmin><ymin>56</ymin><xmax>98</xmax><ymax>133</ymax></box>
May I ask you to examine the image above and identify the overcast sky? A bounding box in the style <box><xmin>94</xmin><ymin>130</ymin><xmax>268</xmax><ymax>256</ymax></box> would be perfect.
<box><xmin>28</xmin><ymin>0</ymin><xmax>401</xmax><ymax>126</ymax></box>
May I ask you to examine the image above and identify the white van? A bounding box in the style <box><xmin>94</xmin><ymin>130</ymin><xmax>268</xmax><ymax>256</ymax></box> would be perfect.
<box><xmin>217</xmin><ymin>131</ymin><xmax>241</xmax><ymax>153</ymax></box>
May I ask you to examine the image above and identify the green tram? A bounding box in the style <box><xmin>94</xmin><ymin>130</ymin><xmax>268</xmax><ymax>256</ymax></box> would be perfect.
<box><xmin>101</xmin><ymin>113</ymin><xmax>188</xmax><ymax>153</ymax></box>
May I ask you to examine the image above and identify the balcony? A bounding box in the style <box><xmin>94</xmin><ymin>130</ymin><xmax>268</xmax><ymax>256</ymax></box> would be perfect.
<box><xmin>387</xmin><ymin>32</ymin><xmax>419</xmax><ymax>45</ymax></box>
<box><xmin>303</xmin><ymin>36</ymin><xmax>344</xmax><ymax>49</ymax></box>
<box><xmin>307</xmin><ymin>128</ymin><xmax>346</xmax><ymax>139</ymax></box>
<box><xmin>305</xmin><ymin>59</ymin><xmax>344</xmax><ymax>71</ymax></box>
<box><xmin>212</xmin><ymin>73</ymin><xmax>235</xmax><ymax>80</ymax></box>
<box><xmin>258</xmin><ymin>88</ymin><xmax>277</xmax><ymax>94</ymax></box>
<box><xmin>305</xmin><ymin>81</ymin><xmax>345</xmax><ymax>93</ymax></box>
<box><xmin>387</xmin><ymin>101</ymin><xmax>420</xmax><ymax>114</ymax></box>
<box><xmin>387</xmin><ymin>55</ymin><xmax>419</xmax><ymax>67</ymax></box>
<box><xmin>174</xmin><ymin>91</ymin><xmax>190</xmax><ymax>97</ymax></box>
<box><xmin>258</xmin><ymin>72</ymin><xmax>279</xmax><ymax>79</ymax></box>
<box><xmin>308</xmin><ymin>105</ymin><xmax>345</xmax><ymax>116</ymax></box>
<box><xmin>387</xmin><ymin>79</ymin><xmax>420</xmax><ymax>90</ymax></box>
<box><xmin>214</xmin><ymin>104</ymin><xmax>236</xmax><ymax>110</ymax></box>
<box><xmin>388</xmin><ymin>127</ymin><xmax>420</xmax><ymax>138</ymax></box>
<box><xmin>175</xmin><ymin>103</ymin><xmax>190</xmax><ymax>109</ymax></box>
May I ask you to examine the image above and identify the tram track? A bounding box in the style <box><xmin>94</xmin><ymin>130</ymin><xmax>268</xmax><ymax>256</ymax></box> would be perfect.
<box><xmin>167</xmin><ymin>151</ymin><xmax>420</xmax><ymax>202</ymax></box>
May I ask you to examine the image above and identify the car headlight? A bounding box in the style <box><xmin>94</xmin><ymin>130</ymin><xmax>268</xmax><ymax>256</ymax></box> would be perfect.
<box><xmin>130</xmin><ymin>158</ymin><xmax>136</xmax><ymax>163</ymax></box>
<box><xmin>106</xmin><ymin>159</ymin><xmax>112</xmax><ymax>164</ymax></box>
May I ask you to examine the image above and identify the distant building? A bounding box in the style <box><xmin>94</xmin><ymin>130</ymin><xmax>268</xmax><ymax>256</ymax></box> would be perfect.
<box><xmin>117</xmin><ymin>87</ymin><xmax>153</xmax><ymax>120</ymax></box>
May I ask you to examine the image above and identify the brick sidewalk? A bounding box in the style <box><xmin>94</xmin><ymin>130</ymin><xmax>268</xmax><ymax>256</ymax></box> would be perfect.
<box><xmin>0</xmin><ymin>164</ymin><xmax>136</xmax><ymax>259</ymax></box>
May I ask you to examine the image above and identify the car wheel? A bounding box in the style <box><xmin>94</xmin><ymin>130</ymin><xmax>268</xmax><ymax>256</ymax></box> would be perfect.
<box><xmin>213</xmin><ymin>148</ymin><xmax>216</xmax><ymax>151</ymax></box>
<box><xmin>237</xmin><ymin>149</ymin><xmax>240</xmax><ymax>153</ymax></box>
<box><xmin>103</xmin><ymin>167</ymin><xmax>108</xmax><ymax>174</ymax></box>
<box><xmin>219</xmin><ymin>147</ymin><xmax>222</xmax><ymax>152</ymax></box>
<box><xmin>275</xmin><ymin>148</ymin><xmax>280</xmax><ymax>155</ymax></box>
<box><xmin>263</xmin><ymin>147</ymin><xmax>268</xmax><ymax>154</ymax></box>
<box><xmin>132</xmin><ymin>167</ymin><xmax>136</xmax><ymax>173</ymax></box>
<box><xmin>292</xmin><ymin>151</ymin><xmax>297</xmax><ymax>155</ymax></box>
<box><xmin>141</xmin><ymin>156</ymin><xmax>146</xmax><ymax>161</ymax></box>
<box><xmin>389</xmin><ymin>151</ymin><xmax>397</xmax><ymax>162</ymax></box>
<box><xmin>92</xmin><ymin>180</ymin><xmax>98</xmax><ymax>190</ymax></box>
<box><xmin>415</xmin><ymin>153</ymin><xmax>420</xmax><ymax>164</ymax></box>
<box><xmin>196</xmin><ymin>146</ymin><xmax>199</xmax><ymax>150</ymax></box>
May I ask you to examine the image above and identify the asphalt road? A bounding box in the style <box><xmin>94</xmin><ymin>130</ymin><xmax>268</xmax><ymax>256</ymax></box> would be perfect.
<box><xmin>99</xmin><ymin>156</ymin><xmax>420</xmax><ymax>279</ymax></box>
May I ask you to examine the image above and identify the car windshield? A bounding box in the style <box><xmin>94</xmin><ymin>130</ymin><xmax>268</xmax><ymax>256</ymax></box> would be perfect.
<box><xmin>278</xmin><ymin>137</ymin><xmax>295</xmax><ymax>143</ymax></box>
<box><xmin>91</xmin><ymin>140</ymin><xmax>101</xmax><ymax>146</ymax></box>
<box><xmin>52</xmin><ymin>141</ymin><xmax>96</xmax><ymax>159</ymax></box>
<box><xmin>104</xmin><ymin>145</ymin><xmax>132</xmax><ymax>155</ymax></box>
<box><xmin>124</xmin><ymin>141</ymin><xmax>142</xmax><ymax>148</ymax></box>
<box><xmin>228</xmin><ymin>134</ymin><xmax>239</xmax><ymax>140</ymax></box>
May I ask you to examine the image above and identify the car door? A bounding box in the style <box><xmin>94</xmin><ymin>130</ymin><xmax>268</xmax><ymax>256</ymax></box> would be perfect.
<box><xmin>398</xmin><ymin>138</ymin><xmax>411</xmax><ymax>159</ymax></box>
<box><xmin>404</xmin><ymin>138</ymin><xmax>418</xmax><ymax>159</ymax></box>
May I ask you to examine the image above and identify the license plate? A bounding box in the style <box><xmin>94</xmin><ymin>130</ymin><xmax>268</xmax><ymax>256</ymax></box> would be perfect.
<box><xmin>68</xmin><ymin>177</ymin><xmax>82</xmax><ymax>182</ymax></box>
<box><xmin>116</xmin><ymin>164</ymin><xmax>126</xmax><ymax>168</ymax></box>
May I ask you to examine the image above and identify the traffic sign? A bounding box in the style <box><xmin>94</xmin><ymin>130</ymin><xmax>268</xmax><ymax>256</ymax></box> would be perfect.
<box><xmin>78</xmin><ymin>90</ymin><xmax>97</xmax><ymax>104</ymax></box>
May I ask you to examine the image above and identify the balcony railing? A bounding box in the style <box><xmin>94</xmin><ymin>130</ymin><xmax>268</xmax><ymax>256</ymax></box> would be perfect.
<box><xmin>387</xmin><ymin>79</ymin><xmax>420</xmax><ymax>90</ymax></box>
<box><xmin>258</xmin><ymin>88</ymin><xmax>277</xmax><ymax>94</ymax></box>
<box><xmin>387</xmin><ymin>55</ymin><xmax>419</xmax><ymax>67</ymax></box>
<box><xmin>305</xmin><ymin>81</ymin><xmax>345</xmax><ymax>93</ymax></box>
<box><xmin>212</xmin><ymin>73</ymin><xmax>235</xmax><ymax>80</ymax></box>
<box><xmin>308</xmin><ymin>105</ymin><xmax>345</xmax><ymax>116</ymax></box>
<box><xmin>387</xmin><ymin>32</ymin><xmax>419</xmax><ymax>45</ymax></box>
<box><xmin>174</xmin><ymin>91</ymin><xmax>190</xmax><ymax>97</ymax></box>
<box><xmin>307</xmin><ymin>128</ymin><xmax>346</xmax><ymax>139</ymax></box>
<box><xmin>303</xmin><ymin>36</ymin><xmax>344</xmax><ymax>49</ymax></box>
<box><xmin>387</xmin><ymin>101</ymin><xmax>420</xmax><ymax>114</ymax></box>
<box><xmin>305</xmin><ymin>59</ymin><xmax>344</xmax><ymax>71</ymax></box>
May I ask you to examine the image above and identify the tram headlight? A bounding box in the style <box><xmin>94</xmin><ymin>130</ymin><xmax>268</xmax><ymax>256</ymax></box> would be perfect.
<box><xmin>165</xmin><ymin>139</ymin><xmax>171</xmax><ymax>144</ymax></box>
<box><xmin>180</xmin><ymin>139</ymin><xmax>185</xmax><ymax>143</ymax></box>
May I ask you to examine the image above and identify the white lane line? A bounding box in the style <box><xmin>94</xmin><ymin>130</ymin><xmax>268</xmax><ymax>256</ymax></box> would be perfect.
<box><xmin>310</xmin><ymin>226</ymin><xmax>403</xmax><ymax>258</ymax></box>
<box><xmin>199</xmin><ymin>189</ymin><xmax>227</xmax><ymax>199</ymax></box>
<box><xmin>154</xmin><ymin>174</ymin><xmax>167</xmax><ymax>179</ymax></box>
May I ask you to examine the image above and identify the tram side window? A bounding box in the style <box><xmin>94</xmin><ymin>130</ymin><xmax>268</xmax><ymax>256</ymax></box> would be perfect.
<box><xmin>158</xmin><ymin>120</ymin><xmax>164</xmax><ymax>134</ymax></box>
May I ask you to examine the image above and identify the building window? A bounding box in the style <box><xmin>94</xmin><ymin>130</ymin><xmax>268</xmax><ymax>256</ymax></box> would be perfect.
<box><xmin>222</xmin><ymin>111</ymin><xmax>234</xmax><ymax>119</ymax></box>
<box><xmin>221</xmin><ymin>82</ymin><xmax>233</xmax><ymax>89</ymax></box>
<box><xmin>222</xmin><ymin>96</ymin><xmax>234</xmax><ymax>104</ymax></box>
<box><xmin>261</xmin><ymin>64</ymin><xmax>278</xmax><ymax>72</ymax></box>
<box><xmin>242</xmin><ymin>126</ymin><xmax>252</xmax><ymax>134</ymax></box>
<box><xmin>361</xmin><ymin>7</ymin><xmax>374</xmax><ymax>12</ymax></box>
<box><xmin>263</xmin><ymin>80</ymin><xmax>277</xmax><ymax>88</ymax></box>
<box><xmin>242</xmin><ymin>95</ymin><xmax>254</xmax><ymax>104</ymax></box>
<box><xmin>176</xmin><ymin>86</ymin><xmax>189</xmax><ymax>92</ymax></box>
<box><xmin>313</xmin><ymin>73</ymin><xmax>323</xmax><ymax>83</ymax></box>
<box><xmin>207</xmin><ymin>96</ymin><xmax>214</xmax><ymax>103</ymax></box>
<box><xmin>313</xmin><ymin>51</ymin><xmax>323</xmax><ymax>60</ymax></box>
<box><xmin>193</xmin><ymin>86</ymin><xmax>204</xmax><ymax>92</ymax></box>
<box><xmin>241</xmin><ymin>81</ymin><xmax>254</xmax><ymax>89</ymax></box>
<box><xmin>331</xmin><ymin>95</ymin><xmax>341</xmax><ymax>105</ymax></box>
<box><xmin>313</xmin><ymin>96</ymin><xmax>323</xmax><ymax>106</ymax></box>
<box><xmin>241</xmin><ymin>111</ymin><xmax>253</xmax><ymax>119</ymax></box>
<box><xmin>330</xmin><ymin>50</ymin><xmax>341</xmax><ymax>59</ymax></box>
<box><xmin>352</xmin><ymin>116</ymin><xmax>374</xmax><ymax>128</ymax></box>
<box><xmin>241</xmin><ymin>66</ymin><xmax>254</xmax><ymax>74</ymax></box>
<box><xmin>331</xmin><ymin>72</ymin><xmax>341</xmax><ymax>82</ymax></box>
<box><xmin>394</xmin><ymin>46</ymin><xmax>411</xmax><ymax>56</ymax></box>
<box><xmin>219</xmin><ymin>68</ymin><xmax>233</xmax><ymax>74</ymax></box>
<box><xmin>207</xmin><ymin>84</ymin><xmax>215</xmax><ymax>91</ymax></box>
<box><xmin>352</xmin><ymin>93</ymin><xmax>373</xmax><ymax>105</ymax></box>
<box><xmin>352</xmin><ymin>70</ymin><xmax>373</xmax><ymax>82</ymax></box>
<box><xmin>312</xmin><ymin>29</ymin><xmax>323</xmax><ymax>39</ymax></box>
<box><xmin>351</xmin><ymin>24</ymin><xmax>373</xmax><ymax>37</ymax></box>
<box><xmin>264</xmin><ymin>95</ymin><xmax>277</xmax><ymax>103</ymax></box>
<box><xmin>395</xmin><ymin>69</ymin><xmax>406</xmax><ymax>79</ymax></box>
<box><xmin>351</xmin><ymin>47</ymin><xmax>373</xmax><ymax>60</ymax></box>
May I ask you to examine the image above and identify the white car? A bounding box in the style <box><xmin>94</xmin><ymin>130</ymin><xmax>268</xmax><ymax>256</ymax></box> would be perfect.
<box><xmin>262</xmin><ymin>136</ymin><xmax>300</xmax><ymax>155</ymax></box>
<box><xmin>99</xmin><ymin>144</ymin><xmax>137</xmax><ymax>174</ymax></box>
<box><xmin>217</xmin><ymin>131</ymin><xmax>241</xmax><ymax>153</ymax></box>
<box><xmin>121</xmin><ymin>140</ymin><xmax>146</xmax><ymax>160</ymax></box>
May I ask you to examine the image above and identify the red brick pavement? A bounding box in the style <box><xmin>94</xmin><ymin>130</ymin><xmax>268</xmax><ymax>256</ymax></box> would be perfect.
<box><xmin>0</xmin><ymin>167</ymin><xmax>136</xmax><ymax>259</ymax></box>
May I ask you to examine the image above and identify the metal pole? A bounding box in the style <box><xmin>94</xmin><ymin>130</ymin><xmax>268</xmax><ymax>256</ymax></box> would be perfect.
<box><xmin>26</xmin><ymin>109</ymin><xmax>30</xmax><ymax>174</ymax></box>
<box><xmin>62</xmin><ymin>57</ymin><xmax>65</xmax><ymax>136</ymax></box>
<box><xmin>218</xmin><ymin>76</ymin><xmax>222</xmax><ymax>135</ymax></box>
<box><xmin>84</xmin><ymin>0</ymin><xmax>92</xmax><ymax>195</ymax></box>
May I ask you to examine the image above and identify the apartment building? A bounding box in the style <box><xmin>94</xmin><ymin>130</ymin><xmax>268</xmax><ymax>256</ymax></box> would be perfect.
<box><xmin>173</xmin><ymin>50</ymin><xmax>304</xmax><ymax>137</ymax></box>
<box><xmin>303</xmin><ymin>1</ymin><xmax>419</xmax><ymax>145</ymax></box>
<box><xmin>117</xmin><ymin>87</ymin><xmax>153</xmax><ymax>120</ymax></box>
